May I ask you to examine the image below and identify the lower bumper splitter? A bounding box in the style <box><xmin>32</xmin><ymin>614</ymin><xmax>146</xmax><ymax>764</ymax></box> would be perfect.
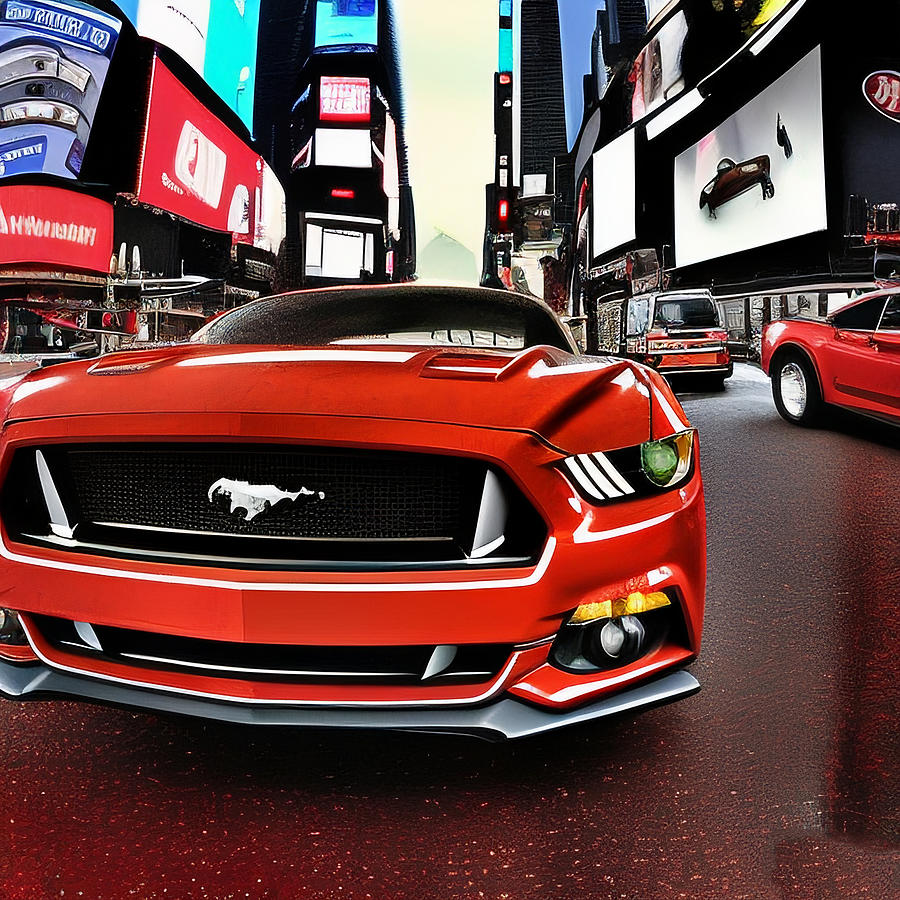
<box><xmin>0</xmin><ymin>662</ymin><xmax>699</xmax><ymax>741</ymax></box>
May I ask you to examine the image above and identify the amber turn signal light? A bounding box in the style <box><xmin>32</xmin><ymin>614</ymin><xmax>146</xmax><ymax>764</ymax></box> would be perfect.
<box><xmin>570</xmin><ymin>591</ymin><xmax>671</xmax><ymax>624</ymax></box>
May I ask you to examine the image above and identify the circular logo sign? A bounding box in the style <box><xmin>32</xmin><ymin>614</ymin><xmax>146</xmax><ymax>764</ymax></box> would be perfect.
<box><xmin>863</xmin><ymin>70</ymin><xmax>900</xmax><ymax>122</ymax></box>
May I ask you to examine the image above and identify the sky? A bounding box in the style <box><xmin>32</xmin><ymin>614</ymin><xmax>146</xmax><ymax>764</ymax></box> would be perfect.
<box><xmin>558</xmin><ymin>0</ymin><xmax>606</xmax><ymax>150</ymax></box>
<box><xmin>393</xmin><ymin>0</ymin><xmax>497</xmax><ymax>283</ymax></box>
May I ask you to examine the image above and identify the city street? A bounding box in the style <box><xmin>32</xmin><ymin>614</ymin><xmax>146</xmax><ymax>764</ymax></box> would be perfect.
<box><xmin>1</xmin><ymin>364</ymin><xmax>896</xmax><ymax>900</ymax></box>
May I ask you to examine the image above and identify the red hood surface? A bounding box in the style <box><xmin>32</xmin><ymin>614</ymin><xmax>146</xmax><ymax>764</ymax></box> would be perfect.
<box><xmin>1</xmin><ymin>344</ymin><xmax>656</xmax><ymax>454</ymax></box>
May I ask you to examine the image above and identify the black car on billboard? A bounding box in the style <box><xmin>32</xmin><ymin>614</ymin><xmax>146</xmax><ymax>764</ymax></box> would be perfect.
<box><xmin>699</xmin><ymin>155</ymin><xmax>775</xmax><ymax>217</ymax></box>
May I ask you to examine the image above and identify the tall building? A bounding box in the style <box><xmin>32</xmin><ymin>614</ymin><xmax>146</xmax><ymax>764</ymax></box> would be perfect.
<box><xmin>519</xmin><ymin>0</ymin><xmax>567</xmax><ymax>197</ymax></box>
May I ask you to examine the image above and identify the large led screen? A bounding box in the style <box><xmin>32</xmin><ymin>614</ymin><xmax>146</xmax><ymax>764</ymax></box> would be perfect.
<box><xmin>137</xmin><ymin>54</ymin><xmax>284</xmax><ymax>252</ymax></box>
<box><xmin>0</xmin><ymin>184</ymin><xmax>113</xmax><ymax>271</ymax></box>
<box><xmin>115</xmin><ymin>1</ymin><xmax>260</xmax><ymax>133</ymax></box>
<box><xmin>0</xmin><ymin>0</ymin><xmax>121</xmax><ymax>179</ymax></box>
<box><xmin>674</xmin><ymin>46</ymin><xmax>827</xmax><ymax>268</ymax></box>
<box><xmin>591</xmin><ymin>128</ymin><xmax>636</xmax><ymax>258</ymax></box>
<box><xmin>314</xmin><ymin>0</ymin><xmax>378</xmax><ymax>50</ymax></box>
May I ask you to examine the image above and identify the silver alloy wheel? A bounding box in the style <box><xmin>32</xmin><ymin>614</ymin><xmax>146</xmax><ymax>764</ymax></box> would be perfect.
<box><xmin>780</xmin><ymin>362</ymin><xmax>807</xmax><ymax>418</ymax></box>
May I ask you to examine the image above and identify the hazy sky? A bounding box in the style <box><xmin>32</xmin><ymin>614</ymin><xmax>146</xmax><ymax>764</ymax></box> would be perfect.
<box><xmin>393</xmin><ymin>0</ymin><xmax>496</xmax><ymax>282</ymax></box>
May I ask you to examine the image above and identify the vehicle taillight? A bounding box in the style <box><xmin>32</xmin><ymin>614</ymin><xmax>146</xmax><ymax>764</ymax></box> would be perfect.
<box><xmin>331</xmin><ymin>188</ymin><xmax>355</xmax><ymax>199</ymax></box>
<box><xmin>498</xmin><ymin>199</ymin><xmax>509</xmax><ymax>225</ymax></box>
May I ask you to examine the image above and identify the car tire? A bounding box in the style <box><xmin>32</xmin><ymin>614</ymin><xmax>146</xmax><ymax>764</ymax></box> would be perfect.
<box><xmin>771</xmin><ymin>351</ymin><xmax>824</xmax><ymax>426</ymax></box>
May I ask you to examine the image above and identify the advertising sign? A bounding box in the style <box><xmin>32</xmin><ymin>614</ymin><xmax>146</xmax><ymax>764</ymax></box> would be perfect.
<box><xmin>0</xmin><ymin>0</ymin><xmax>121</xmax><ymax>178</ymax></box>
<box><xmin>138</xmin><ymin>55</ymin><xmax>284</xmax><ymax>251</ymax></box>
<box><xmin>591</xmin><ymin>128</ymin><xmax>636</xmax><ymax>258</ymax></box>
<box><xmin>314</xmin><ymin>0</ymin><xmax>377</xmax><ymax>50</ymax></box>
<box><xmin>320</xmin><ymin>76</ymin><xmax>370</xmax><ymax>123</ymax></box>
<box><xmin>0</xmin><ymin>183</ymin><xmax>113</xmax><ymax>271</ymax></box>
<box><xmin>863</xmin><ymin>70</ymin><xmax>900</xmax><ymax>123</ymax></box>
<box><xmin>674</xmin><ymin>46</ymin><xmax>827</xmax><ymax>268</ymax></box>
<box><xmin>114</xmin><ymin>0</ymin><xmax>259</xmax><ymax>132</ymax></box>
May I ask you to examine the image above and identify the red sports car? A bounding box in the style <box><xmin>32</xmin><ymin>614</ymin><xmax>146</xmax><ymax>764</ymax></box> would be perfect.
<box><xmin>0</xmin><ymin>286</ymin><xmax>705</xmax><ymax>740</ymax></box>
<box><xmin>762</xmin><ymin>287</ymin><xmax>900</xmax><ymax>426</ymax></box>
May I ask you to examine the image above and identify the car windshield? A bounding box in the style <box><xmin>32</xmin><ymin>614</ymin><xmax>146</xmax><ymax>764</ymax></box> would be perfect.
<box><xmin>654</xmin><ymin>297</ymin><xmax>719</xmax><ymax>327</ymax></box>
<box><xmin>192</xmin><ymin>286</ymin><xmax>575</xmax><ymax>352</ymax></box>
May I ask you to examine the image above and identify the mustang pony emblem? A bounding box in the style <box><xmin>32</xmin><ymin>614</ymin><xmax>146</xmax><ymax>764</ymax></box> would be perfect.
<box><xmin>208</xmin><ymin>478</ymin><xmax>325</xmax><ymax>522</ymax></box>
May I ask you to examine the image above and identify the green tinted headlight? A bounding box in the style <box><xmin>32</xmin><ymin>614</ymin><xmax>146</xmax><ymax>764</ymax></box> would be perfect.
<box><xmin>641</xmin><ymin>430</ymin><xmax>694</xmax><ymax>488</ymax></box>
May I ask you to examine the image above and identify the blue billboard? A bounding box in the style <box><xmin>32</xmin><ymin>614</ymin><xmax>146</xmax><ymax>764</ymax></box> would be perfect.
<box><xmin>0</xmin><ymin>0</ymin><xmax>122</xmax><ymax>178</ymax></box>
<box><xmin>113</xmin><ymin>1</ymin><xmax>259</xmax><ymax>134</ymax></box>
<box><xmin>314</xmin><ymin>0</ymin><xmax>378</xmax><ymax>50</ymax></box>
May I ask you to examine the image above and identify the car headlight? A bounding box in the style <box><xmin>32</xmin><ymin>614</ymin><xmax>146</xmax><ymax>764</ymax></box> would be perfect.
<box><xmin>641</xmin><ymin>431</ymin><xmax>693</xmax><ymax>488</ymax></box>
<box><xmin>562</xmin><ymin>429</ymin><xmax>695</xmax><ymax>503</ymax></box>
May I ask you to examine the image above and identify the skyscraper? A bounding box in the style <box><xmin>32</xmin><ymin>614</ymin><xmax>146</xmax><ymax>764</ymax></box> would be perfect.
<box><xmin>519</xmin><ymin>0</ymin><xmax>567</xmax><ymax>196</ymax></box>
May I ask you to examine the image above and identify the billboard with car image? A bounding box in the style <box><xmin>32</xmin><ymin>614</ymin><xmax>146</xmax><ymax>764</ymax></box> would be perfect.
<box><xmin>674</xmin><ymin>46</ymin><xmax>827</xmax><ymax>268</ymax></box>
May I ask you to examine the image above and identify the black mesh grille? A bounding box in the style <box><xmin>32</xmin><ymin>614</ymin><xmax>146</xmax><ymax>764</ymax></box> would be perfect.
<box><xmin>2</xmin><ymin>443</ymin><xmax>548</xmax><ymax>570</ymax></box>
<box><xmin>65</xmin><ymin>445</ymin><xmax>483</xmax><ymax>541</ymax></box>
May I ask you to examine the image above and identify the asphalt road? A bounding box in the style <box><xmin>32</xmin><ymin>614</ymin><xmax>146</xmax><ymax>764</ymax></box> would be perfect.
<box><xmin>1</xmin><ymin>364</ymin><xmax>897</xmax><ymax>899</ymax></box>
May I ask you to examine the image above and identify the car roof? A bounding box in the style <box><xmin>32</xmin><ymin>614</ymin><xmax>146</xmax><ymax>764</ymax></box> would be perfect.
<box><xmin>192</xmin><ymin>283</ymin><xmax>578</xmax><ymax>353</ymax></box>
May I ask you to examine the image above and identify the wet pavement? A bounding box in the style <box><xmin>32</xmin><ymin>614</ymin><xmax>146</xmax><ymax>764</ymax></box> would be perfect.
<box><xmin>1</xmin><ymin>364</ymin><xmax>897</xmax><ymax>899</ymax></box>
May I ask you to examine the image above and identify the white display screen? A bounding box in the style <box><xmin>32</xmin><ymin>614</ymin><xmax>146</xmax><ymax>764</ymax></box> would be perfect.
<box><xmin>306</xmin><ymin>223</ymin><xmax>374</xmax><ymax>279</ymax></box>
<box><xmin>314</xmin><ymin>128</ymin><xmax>372</xmax><ymax>168</ymax></box>
<box><xmin>674</xmin><ymin>46</ymin><xmax>827</xmax><ymax>268</ymax></box>
<box><xmin>591</xmin><ymin>128</ymin><xmax>637</xmax><ymax>258</ymax></box>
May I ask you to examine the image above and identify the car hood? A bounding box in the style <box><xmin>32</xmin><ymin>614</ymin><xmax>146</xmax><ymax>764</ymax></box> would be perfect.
<box><xmin>1</xmin><ymin>344</ymin><xmax>661</xmax><ymax>455</ymax></box>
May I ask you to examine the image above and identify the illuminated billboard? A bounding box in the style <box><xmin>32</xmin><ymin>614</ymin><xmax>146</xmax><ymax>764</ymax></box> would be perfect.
<box><xmin>591</xmin><ymin>128</ymin><xmax>636</xmax><ymax>258</ymax></box>
<box><xmin>0</xmin><ymin>0</ymin><xmax>121</xmax><ymax>178</ymax></box>
<box><xmin>114</xmin><ymin>1</ymin><xmax>259</xmax><ymax>132</ymax></box>
<box><xmin>0</xmin><ymin>183</ymin><xmax>113</xmax><ymax>271</ymax></box>
<box><xmin>674</xmin><ymin>47</ymin><xmax>827</xmax><ymax>268</ymax></box>
<box><xmin>320</xmin><ymin>76</ymin><xmax>370</xmax><ymax>123</ymax></box>
<box><xmin>314</xmin><ymin>0</ymin><xmax>378</xmax><ymax>50</ymax></box>
<box><xmin>137</xmin><ymin>54</ymin><xmax>284</xmax><ymax>252</ymax></box>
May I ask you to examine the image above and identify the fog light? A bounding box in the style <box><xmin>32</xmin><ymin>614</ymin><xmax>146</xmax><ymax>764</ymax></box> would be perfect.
<box><xmin>550</xmin><ymin>590</ymin><xmax>679</xmax><ymax>673</ymax></box>
<box><xmin>599</xmin><ymin>616</ymin><xmax>645</xmax><ymax>659</ymax></box>
<box><xmin>0</xmin><ymin>608</ymin><xmax>27</xmax><ymax>644</ymax></box>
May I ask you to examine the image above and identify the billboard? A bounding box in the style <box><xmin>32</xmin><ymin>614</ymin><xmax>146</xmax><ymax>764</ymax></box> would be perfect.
<box><xmin>674</xmin><ymin>46</ymin><xmax>827</xmax><ymax>268</ymax></box>
<box><xmin>0</xmin><ymin>184</ymin><xmax>113</xmax><ymax>271</ymax></box>
<box><xmin>0</xmin><ymin>0</ymin><xmax>121</xmax><ymax>178</ymax></box>
<box><xmin>592</xmin><ymin>128</ymin><xmax>636</xmax><ymax>258</ymax></box>
<box><xmin>114</xmin><ymin>1</ymin><xmax>259</xmax><ymax>133</ymax></box>
<box><xmin>314</xmin><ymin>0</ymin><xmax>378</xmax><ymax>50</ymax></box>
<box><xmin>320</xmin><ymin>75</ymin><xmax>370</xmax><ymax>123</ymax></box>
<box><xmin>137</xmin><ymin>55</ymin><xmax>283</xmax><ymax>251</ymax></box>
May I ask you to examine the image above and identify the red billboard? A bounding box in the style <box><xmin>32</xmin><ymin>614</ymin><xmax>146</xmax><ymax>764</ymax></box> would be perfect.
<box><xmin>320</xmin><ymin>76</ymin><xmax>371</xmax><ymax>123</ymax></box>
<box><xmin>137</xmin><ymin>55</ymin><xmax>264</xmax><ymax>236</ymax></box>
<box><xmin>0</xmin><ymin>185</ymin><xmax>113</xmax><ymax>273</ymax></box>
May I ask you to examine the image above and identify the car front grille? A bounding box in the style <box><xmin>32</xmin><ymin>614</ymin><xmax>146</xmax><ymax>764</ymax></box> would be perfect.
<box><xmin>31</xmin><ymin>615</ymin><xmax>514</xmax><ymax>687</ymax></box>
<box><xmin>67</xmin><ymin>446</ymin><xmax>480</xmax><ymax>540</ymax></box>
<box><xmin>2</xmin><ymin>443</ymin><xmax>546</xmax><ymax>570</ymax></box>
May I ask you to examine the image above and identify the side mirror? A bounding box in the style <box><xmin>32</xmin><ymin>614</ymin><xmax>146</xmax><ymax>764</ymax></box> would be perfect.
<box><xmin>874</xmin><ymin>247</ymin><xmax>900</xmax><ymax>283</ymax></box>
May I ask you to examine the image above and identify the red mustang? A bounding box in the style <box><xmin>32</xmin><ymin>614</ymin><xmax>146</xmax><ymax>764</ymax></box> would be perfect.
<box><xmin>762</xmin><ymin>288</ymin><xmax>900</xmax><ymax>426</ymax></box>
<box><xmin>0</xmin><ymin>286</ymin><xmax>705</xmax><ymax>740</ymax></box>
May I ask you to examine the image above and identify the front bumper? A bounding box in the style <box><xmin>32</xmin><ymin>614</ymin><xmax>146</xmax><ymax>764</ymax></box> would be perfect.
<box><xmin>0</xmin><ymin>410</ymin><xmax>706</xmax><ymax>725</ymax></box>
<box><xmin>0</xmin><ymin>660</ymin><xmax>700</xmax><ymax>741</ymax></box>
